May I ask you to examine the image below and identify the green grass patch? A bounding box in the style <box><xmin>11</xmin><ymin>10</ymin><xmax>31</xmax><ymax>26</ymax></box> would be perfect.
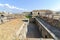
<box><xmin>25</xmin><ymin>16</ymin><xmax>32</xmax><ymax>18</ymax></box>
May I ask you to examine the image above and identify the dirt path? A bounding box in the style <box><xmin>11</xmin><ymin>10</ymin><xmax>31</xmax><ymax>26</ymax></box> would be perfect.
<box><xmin>0</xmin><ymin>18</ymin><xmax>24</xmax><ymax>40</ymax></box>
<box><xmin>26</xmin><ymin>23</ymin><xmax>42</xmax><ymax>38</ymax></box>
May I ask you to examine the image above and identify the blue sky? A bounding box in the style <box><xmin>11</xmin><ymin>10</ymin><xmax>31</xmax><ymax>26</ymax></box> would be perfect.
<box><xmin>0</xmin><ymin>0</ymin><xmax>60</xmax><ymax>13</ymax></box>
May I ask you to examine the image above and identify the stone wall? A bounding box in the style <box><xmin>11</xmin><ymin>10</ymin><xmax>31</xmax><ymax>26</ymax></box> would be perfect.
<box><xmin>29</xmin><ymin>18</ymin><xmax>35</xmax><ymax>23</ymax></box>
<box><xmin>15</xmin><ymin>21</ymin><xmax>29</xmax><ymax>40</ymax></box>
<box><xmin>35</xmin><ymin>19</ymin><xmax>53</xmax><ymax>38</ymax></box>
<box><xmin>29</xmin><ymin>18</ymin><xmax>53</xmax><ymax>38</ymax></box>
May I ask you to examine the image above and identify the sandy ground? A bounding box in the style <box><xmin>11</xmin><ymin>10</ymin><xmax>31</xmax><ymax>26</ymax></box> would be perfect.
<box><xmin>0</xmin><ymin>18</ymin><xmax>24</xmax><ymax>40</ymax></box>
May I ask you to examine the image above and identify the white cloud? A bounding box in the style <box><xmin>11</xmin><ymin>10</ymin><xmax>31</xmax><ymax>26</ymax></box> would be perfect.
<box><xmin>0</xmin><ymin>3</ymin><xmax>27</xmax><ymax>11</ymax></box>
<box><xmin>0</xmin><ymin>4</ymin><xmax>5</xmax><ymax>7</ymax></box>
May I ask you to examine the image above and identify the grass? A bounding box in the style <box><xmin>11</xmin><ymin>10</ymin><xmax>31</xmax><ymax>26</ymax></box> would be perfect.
<box><xmin>25</xmin><ymin>16</ymin><xmax>32</xmax><ymax>18</ymax></box>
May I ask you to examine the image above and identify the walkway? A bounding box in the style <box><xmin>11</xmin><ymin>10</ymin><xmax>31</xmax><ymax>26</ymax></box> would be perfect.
<box><xmin>0</xmin><ymin>18</ymin><xmax>24</xmax><ymax>40</ymax></box>
<box><xmin>26</xmin><ymin>22</ymin><xmax>42</xmax><ymax>38</ymax></box>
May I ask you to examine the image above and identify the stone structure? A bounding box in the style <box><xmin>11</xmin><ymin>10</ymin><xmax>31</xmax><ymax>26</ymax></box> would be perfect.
<box><xmin>52</xmin><ymin>12</ymin><xmax>60</xmax><ymax>20</ymax></box>
<box><xmin>36</xmin><ymin>17</ymin><xmax>60</xmax><ymax>40</ymax></box>
<box><xmin>35</xmin><ymin>19</ymin><xmax>53</xmax><ymax>38</ymax></box>
<box><xmin>32</xmin><ymin>10</ymin><xmax>60</xmax><ymax>20</ymax></box>
<box><xmin>29</xmin><ymin>18</ymin><xmax>53</xmax><ymax>38</ymax></box>
<box><xmin>16</xmin><ymin>22</ymin><xmax>28</xmax><ymax>40</ymax></box>
<box><xmin>28</xmin><ymin>18</ymin><xmax>54</xmax><ymax>40</ymax></box>
<box><xmin>32</xmin><ymin>10</ymin><xmax>53</xmax><ymax>17</ymax></box>
<box><xmin>29</xmin><ymin>17</ymin><xmax>60</xmax><ymax>40</ymax></box>
<box><xmin>0</xmin><ymin>12</ymin><xmax>8</xmax><ymax>24</ymax></box>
